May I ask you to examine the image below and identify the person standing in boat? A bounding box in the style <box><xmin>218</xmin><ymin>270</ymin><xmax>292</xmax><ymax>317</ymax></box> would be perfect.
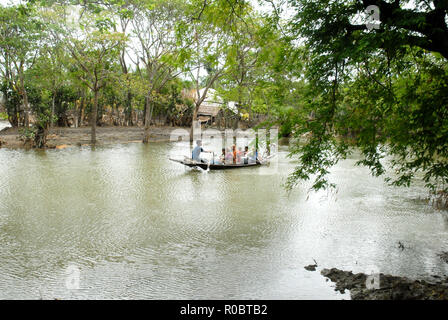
<box><xmin>192</xmin><ymin>140</ymin><xmax>211</xmax><ymax>163</ymax></box>
<box><xmin>232</xmin><ymin>145</ymin><xmax>237</xmax><ymax>164</ymax></box>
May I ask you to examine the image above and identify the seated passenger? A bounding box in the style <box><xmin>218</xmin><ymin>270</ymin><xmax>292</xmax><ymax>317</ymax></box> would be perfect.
<box><xmin>247</xmin><ymin>148</ymin><xmax>258</xmax><ymax>163</ymax></box>
<box><xmin>243</xmin><ymin>146</ymin><xmax>249</xmax><ymax>164</ymax></box>
<box><xmin>218</xmin><ymin>148</ymin><xmax>226</xmax><ymax>164</ymax></box>
<box><xmin>192</xmin><ymin>140</ymin><xmax>211</xmax><ymax>163</ymax></box>
<box><xmin>213</xmin><ymin>148</ymin><xmax>226</xmax><ymax>165</ymax></box>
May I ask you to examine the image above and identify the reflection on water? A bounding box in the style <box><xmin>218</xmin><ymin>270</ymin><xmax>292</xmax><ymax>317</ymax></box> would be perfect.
<box><xmin>0</xmin><ymin>141</ymin><xmax>447</xmax><ymax>299</ymax></box>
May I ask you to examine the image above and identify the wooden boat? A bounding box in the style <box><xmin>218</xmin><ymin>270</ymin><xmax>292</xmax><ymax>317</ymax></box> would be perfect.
<box><xmin>169</xmin><ymin>157</ymin><xmax>262</xmax><ymax>170</ymax></box>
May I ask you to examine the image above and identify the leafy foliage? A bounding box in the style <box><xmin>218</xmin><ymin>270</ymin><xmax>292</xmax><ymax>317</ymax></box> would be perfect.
<box><xmin>285</xmin><ymin>0</ymin><xmax>448</xmax><ymax>194</ymax></box>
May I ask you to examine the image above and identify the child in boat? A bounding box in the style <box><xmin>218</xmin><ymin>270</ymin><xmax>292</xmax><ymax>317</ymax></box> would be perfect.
<box><xmin>225</xmin><ymin>147</ymin><xmax>233</xmax><ymax>164</ymax></box>
<box><xmin>215</xmin><ymin>148</ymin><xmax>226</xmax><ymax>165</ymax></box>
<box><xmin>220</xmin><ymin>148</ymin><xmax>226</xmax><ymax>163</ymax></box>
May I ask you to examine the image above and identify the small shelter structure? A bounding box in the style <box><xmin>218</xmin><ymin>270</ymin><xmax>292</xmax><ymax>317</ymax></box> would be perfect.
<box><xmin>182</xmin><ymin>88</ymin><xmax>237</xmax><ymax>125</ymax></box>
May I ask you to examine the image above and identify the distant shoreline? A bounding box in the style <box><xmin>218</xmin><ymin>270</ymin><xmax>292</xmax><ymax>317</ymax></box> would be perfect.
<box><xmin>0</xmin><ymin>125</ymin><xmax>188</xmax><ymax>149</ymax></box>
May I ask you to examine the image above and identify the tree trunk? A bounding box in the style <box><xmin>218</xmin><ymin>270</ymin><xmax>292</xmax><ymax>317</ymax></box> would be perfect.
<box><xmin>79</xmin><ymin>93</ymin><xmax>85</xmax><ymax>127</ymax></box>
<box><xmin>233</xmin><ymin>115</ymin><xmax>239</xmax><ymax>131</ymax></box>
<box><xmin>266</xmin><ymin>128</ymin><xmax>271</xmax><ymax>156</ymax></box>
<box><xmin>190</xmin><ymin>106</ymin><xmax>199</xmax><ymax>142</ymax></box>
<box><xmin>125</xmin><ymin>90</ymin><xmax>133</xmax><ymax>126</ymax></box>
<box><xmin>50</xmin><ymin>93</ymin><xmax>56</xmax><ymax>128</ymax></box>
<box><xmin>255</xmin><ymin>129</ymin><xmax>259</xmax><ymax>155</ymax></box>
<box><xmin>91</xmin><ymin>89</ymin><xmax>98</xmax><ymax>144</ymax></box>
<box><xmin>34</xmin><ymin>122</ymin><xmax>48</xmax><ymax>148</ymax></box>
<box><xmin>77</xmin><ymin>93</ymin><xmax>83</xmax><ymax>128</ymax></box>
<box><xmin>8</xmin><ymin>110</ymin><xmax>18</xmax><ymax>127</ymax></box>
<box><xmin>22</xmin><ymin>87</ymin><xmax>30</xmax><ymax>129</ymax></box>
<box><xmin>143</xmin><ymin>97</ymin><xmax>147</xmax><ymax>126</ymax></box>
<box><xmin>233</xmin><ymin>127</ymin><xmax>237</xmax><ymax>146</ymax></box>
<box><xmin>3</xmin><ymin>89</ymin><xmax>18</xmax><ymax>127</ymax></box>
<box><xmin>18</xmin><ymin>70</ymin><xmax>30</xmax><ymax>128</ymax></box>
<box><xmin>143</xmin><ymin>95</ymin><xmax>152</xmax><ymax>143</ymax></box>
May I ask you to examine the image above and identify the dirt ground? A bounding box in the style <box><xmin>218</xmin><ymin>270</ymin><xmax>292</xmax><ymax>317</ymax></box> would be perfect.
<box><xmin>0</xmin><ymin>125</ymin><xmax>191</xmax><ymax>149</ymax></box>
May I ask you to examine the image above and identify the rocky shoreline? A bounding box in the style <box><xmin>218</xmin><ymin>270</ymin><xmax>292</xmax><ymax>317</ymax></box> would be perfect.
<box><xmin>311</xmin><ymin>266</ymin><xmax>448</xmax><ymax>300</ymax></box>
<box><xmin>0</xmin><ymin>125</ymin><xmax>189</xmax><ymax>149</ymax></box>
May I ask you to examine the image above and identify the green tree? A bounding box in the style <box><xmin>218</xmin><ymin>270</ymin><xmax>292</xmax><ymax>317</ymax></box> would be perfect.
<box><xmin>129</xmin><ymin>0</ymin><xmax>186</xmax><ymax>143</ymax></box>
<box><xmin>284</xmin><ymin>0</ymin><xmax>448</xmax><ymax>195</ymax></box>
<box><xmin>0</xmin><ymin>4</ymin><xmax>44</xmax><ymax>128</ymax></box>
<box><xmin>178</xmin><ymin>0</ymin><xmax>251</xmax><ymax>140</ymax></box>
<box><xmin>30</xmin><ymin>34</ymin><xmax>68</xmax><ymax>128</ymax></box>
<box><xmin>53</xmin><ymin>7</ymin><xmax>125</xmax><ymax>143</ymax></box>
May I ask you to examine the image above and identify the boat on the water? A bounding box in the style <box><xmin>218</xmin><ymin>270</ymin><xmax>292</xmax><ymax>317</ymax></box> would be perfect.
<box><xmin>169</xmin><ymin>157</ymin><xmax>262</xmax><ymax>170</ymax></box>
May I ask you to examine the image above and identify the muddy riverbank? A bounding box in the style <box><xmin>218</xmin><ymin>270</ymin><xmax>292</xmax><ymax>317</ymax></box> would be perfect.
<box><xmin>0</xmin><ymin>125</ymin><xmax>190</xmax><ymax>149</ymax></box>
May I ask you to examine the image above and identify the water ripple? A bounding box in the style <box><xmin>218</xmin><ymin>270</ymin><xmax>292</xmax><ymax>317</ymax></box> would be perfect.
<box><xmin>0</xmin><ymin>143</ymin><xmax>447</xmax><ymax>299</ymax></box>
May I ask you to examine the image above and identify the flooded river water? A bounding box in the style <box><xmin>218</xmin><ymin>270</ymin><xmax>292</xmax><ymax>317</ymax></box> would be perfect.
<box><xmin>0</xmin><ymin>131</ymin><xmax>447</xmax><ymax>299</ymax></box>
